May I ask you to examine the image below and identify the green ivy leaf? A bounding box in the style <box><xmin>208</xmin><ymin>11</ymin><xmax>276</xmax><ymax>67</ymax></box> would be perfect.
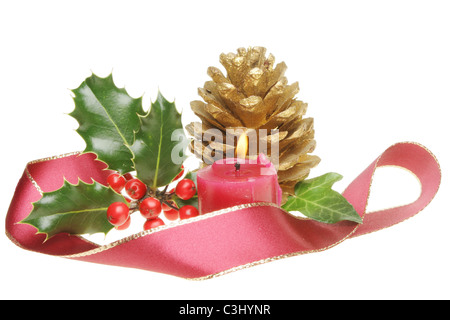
<box><xmin>282</xmin><ymin>172</ymin><xmax>362</xmax><ymax>224</ymax></box>
<box><xmin>130</xmin><ymin>92</ymin><xmax>187</xmax><ymax>189</ymax></box>
<box><xmin>70</xmin><ymin>73</ymin><xmax>145</xmax><ymax>174</ymax></box>
<box><xmin>20</xmin><ymin>180</ymin><xmax>127</xmax><ymax>239</ymax></box>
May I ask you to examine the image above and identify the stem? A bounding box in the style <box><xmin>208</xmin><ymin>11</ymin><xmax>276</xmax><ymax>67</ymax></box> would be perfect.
<box><xmin>162</xmin><ymin>200</ymin><xmax>179</xmax><ymax>211</ymax></box>
<box><xmin>129</xmin><ymin>200</ymin><xmax>139</xmax><ymax>210</ymax></box>
<box><xmin>135</xmin><ymin>183</ymin><xmax>179</xmax><ymax>211</ymax></box>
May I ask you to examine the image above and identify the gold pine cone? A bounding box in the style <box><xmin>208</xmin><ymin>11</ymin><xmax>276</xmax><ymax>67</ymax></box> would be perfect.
<box><xmin>187</xmin><ymin>46</ymin><xmax>320</xmax><ymax>202</ymax></box>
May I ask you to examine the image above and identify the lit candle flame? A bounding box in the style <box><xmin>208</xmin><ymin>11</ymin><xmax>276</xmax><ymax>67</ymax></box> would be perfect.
<box><xmin>236</xmin><ymin>132</ymin><xmax>248</xmax><ymax>159</ymax></box>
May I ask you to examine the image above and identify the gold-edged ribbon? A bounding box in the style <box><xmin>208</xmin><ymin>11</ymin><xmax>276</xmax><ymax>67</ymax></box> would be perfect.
<box><xmin>5</xmin><ymin>142</ymin><xmax>441</xmax><ymax>279</ymax></box>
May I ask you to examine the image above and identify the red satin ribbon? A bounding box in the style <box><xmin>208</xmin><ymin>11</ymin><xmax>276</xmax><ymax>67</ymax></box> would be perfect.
<box><xmin>5</xmin><ymin>142</ymin><xmax>441</xmax><ymax>279</ymax></box>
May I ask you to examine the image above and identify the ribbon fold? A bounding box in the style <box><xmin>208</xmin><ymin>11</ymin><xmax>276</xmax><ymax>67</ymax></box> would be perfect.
<box><xmin>5</xmin><ymin>142</ymin><xmax>441</xmax><ymax>280</ymax></box>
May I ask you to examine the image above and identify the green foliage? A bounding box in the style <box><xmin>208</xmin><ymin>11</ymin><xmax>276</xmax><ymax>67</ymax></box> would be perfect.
<box><xmin>282</xmin><ymin>173</ymin><xmax>362</xmax><ymax>224</ymax></box>
<box><xmin>70</xmin><ymin>73</ymin><xmax>145</xmax><ymax>174</ymax></box>
<box><xmin>20</xmin><ymin>180</ymin><xmax>127</xmax><ymax>239</ymax></box>
<box><xmin>130</xmin><ymin>92</ymin><xmax>187</xmax><ymax>189</ymax></box>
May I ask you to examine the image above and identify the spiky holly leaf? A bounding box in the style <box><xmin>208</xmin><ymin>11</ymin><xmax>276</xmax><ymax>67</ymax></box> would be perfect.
<box><xmin>282</xmin><ymin>172</ymin><xmax>362</xmax><ymax>224</ymax></box>
<box><xmin>130</xmin><ymin>92</ymin><xmax>187</xmax><ymax>188</ymax></box>
<box><xmin>20</xmin><ymin>180</ymin><xmax>127</xmax><ymax>239</ymax></box>
<box><xmin>70</xmin><ymin>73</ymin><xmax>145</xmax><ymax>174</ymax></box>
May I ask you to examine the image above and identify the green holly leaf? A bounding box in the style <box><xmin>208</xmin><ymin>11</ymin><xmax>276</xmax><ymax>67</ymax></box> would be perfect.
<box><xmin>282</xmin><ymin>172</ymin><xmax>362</xmax><ymax>224</ymax></box>
<box><xmin>130</xmin><ymin>92</ymin><xmax>187</xmax><ymax>189</ymax></box>
<box><xmin>183</xmin><ymin>170</ymin><xmax>197</xmax><ymax>186</ymax></box>
<box><xmin>20</xmin><ymin>180</ymin><xmax>127</xmax><ymax>239</ymax></box>
<box><xmin>173</xmin><ymin>195</ymin><xmax>199</xmax><ymax>210</ymax></box>
<box><xmin>70</xmin><ymin>73</ymin><xmax>145</xmax><ymax>174</ymax></box>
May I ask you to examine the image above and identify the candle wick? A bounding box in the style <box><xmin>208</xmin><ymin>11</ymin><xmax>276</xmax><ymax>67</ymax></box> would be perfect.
<box><xmin>234</xmin><ymin>162</ymin><xmax>241</xmax><ymax>177</ymax></box>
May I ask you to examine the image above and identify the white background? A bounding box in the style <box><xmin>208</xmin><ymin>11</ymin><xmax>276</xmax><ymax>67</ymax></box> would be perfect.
<box><xmin>1</xmin><ymin>0</ymin><xmax>449</xmax><ymax>300</ymax></box>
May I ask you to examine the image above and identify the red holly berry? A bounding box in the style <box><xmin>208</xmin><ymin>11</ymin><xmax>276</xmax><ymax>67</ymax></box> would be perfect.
<box><xmin>125</xmin><ymin>178</ymin><xmax>147</xmax><ymax>200</ymax></box>
<box><xmin>115</xmin><ymin>216</ymin><xmax>131</xmax><ymax>230</ymax></box>
<box><xmin>123</xmin><ymin>173</ymin><xmax>135</xmax><ymax>181</ymax></box>
<box><xmin>107</xmin><ymin>173</ymin><xmax>126</xmax><ymax>193</ymax></box>
<box><xmin>175</xmin><ymin>179</ymin><xmax>196</xmax><ymax>200</ymax></box>
<box><xmin>107</xmin><ymin>202</ymin><xmax>130</xmax><ymax>226</ymax></box>
<box><xmin>179</xmin><ymin>205</ymin><xmax>199</xmax><ymax>220</ymax></box>
<box><xmin>143</xmin><ymin>218</ymin><xmax>165</xmax><ymax>230</ymax></box>
<box><xmin>163</xmin><ymin>208</ymin><xmax>179</xmax><ymax>221</ymax></box>
<box><xmin>161</xmin><ymin>200</ymin><xmax>177</xmax><ymax>211</ymax></box>
<box><xmin>139</xmin><ymin>197</ymin><xmax>162</xmax><ymax>219</ymax></box>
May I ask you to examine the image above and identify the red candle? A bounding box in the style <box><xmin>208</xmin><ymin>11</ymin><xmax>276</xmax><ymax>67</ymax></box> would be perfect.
<box><xmin>197</xmin><ymin>153</ymin><xmax>282</xmax><ymax>214</ymax></box>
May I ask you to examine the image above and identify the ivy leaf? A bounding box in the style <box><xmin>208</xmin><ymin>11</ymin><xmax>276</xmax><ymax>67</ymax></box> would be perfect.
<box><xmin>20</xmin><ymin>180</ymin><xmax>127</xmax><ymax>239</ymax></box>
<box><xmin>70</xmin><ymin>73</ymin><xmax>145</xmax><ymax>174</ymax></box>
<box><xmin>282</xmin><ymin>172</ymin><xmax>362</xmax><ymax>224</ymax></box>
<box><xmin>130</xmin><ymin>92</ymin><xmax>187</xmax><ymax>189</ymax></box>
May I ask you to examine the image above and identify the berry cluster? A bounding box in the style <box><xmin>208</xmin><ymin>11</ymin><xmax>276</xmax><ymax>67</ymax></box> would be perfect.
<box><xmin>105</xmin><ymin>168</ymin><xmax>199</xmax><ymax>231</ymax></box>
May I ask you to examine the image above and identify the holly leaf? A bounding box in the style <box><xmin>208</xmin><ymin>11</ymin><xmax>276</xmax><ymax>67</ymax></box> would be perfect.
<box><xmin>183</xmin><ymin>170</ymin><xmax>198</xmax><ymax>186</ymax></box>
<box><xmin>70</xmin><ymin>73</ymin><xmax>145</xmax><ymax>174</ymax></box>
<box><xmin>173</xmin><ymin>195</ymin><xmax>198</xmax><ymax>210</ymax></box>
<box><xmin>282</xmin><ymin>172</ymin><xmax>362</xmax><ymax>224</ymax></box>
<box><xmin>130</xmin><ymin>92</ymin><xmax>187</xmax><ymax>188</ymax></box>
<box><xmin>20</xmin><ymin>180</ymin><xmax>127</xmax><ymax>239</ymax></box>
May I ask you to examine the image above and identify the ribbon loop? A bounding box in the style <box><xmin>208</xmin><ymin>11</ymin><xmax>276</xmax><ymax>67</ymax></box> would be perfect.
<box><xmin>344</xmin><ymin>142</ymin><xmax>441</xmax><ymax>238</ymax></box>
